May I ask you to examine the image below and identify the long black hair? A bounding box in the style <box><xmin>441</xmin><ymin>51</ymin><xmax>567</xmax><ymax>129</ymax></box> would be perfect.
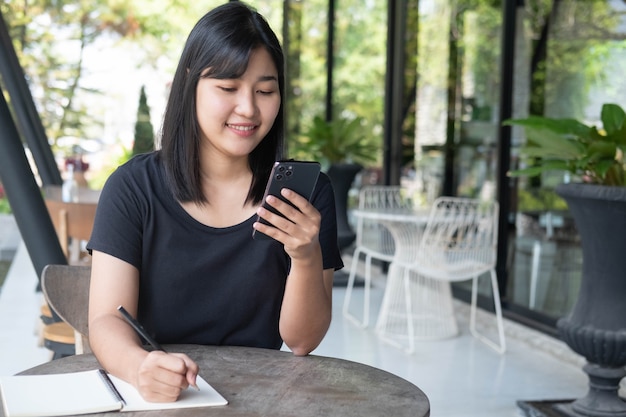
<box><xmin>160</xmin><ymin>1</ymin><xmax>285</xmax><ymax>205</ymax></box>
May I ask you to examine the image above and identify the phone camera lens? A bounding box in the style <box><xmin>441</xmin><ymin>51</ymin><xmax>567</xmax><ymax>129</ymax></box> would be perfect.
<box><xmin>278</xmin><ymin>166</ymin><xmax>286</xmax><ymax>172</ymax></box>
<box><xmin>285</xmin><ymin>170</ymin><xmax>293</xmax><ymax>177</ymax></box>
<box><xmin>275</xmin><ymin>174</ymin><xmax>284</xmax><ymax>181</ymax></box>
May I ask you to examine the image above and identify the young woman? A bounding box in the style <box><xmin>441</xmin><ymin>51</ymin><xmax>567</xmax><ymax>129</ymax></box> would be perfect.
<box><xmin>87</xmin><ymin>2</ymin><xmax>343</xmax><ymax>402</ymax></box>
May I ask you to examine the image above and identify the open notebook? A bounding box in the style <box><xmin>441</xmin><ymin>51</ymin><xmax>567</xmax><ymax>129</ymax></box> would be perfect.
<box><xmin>0</xmin><ymin>369</ymin><xmax>227</xmax><ymax>417</ymax></box>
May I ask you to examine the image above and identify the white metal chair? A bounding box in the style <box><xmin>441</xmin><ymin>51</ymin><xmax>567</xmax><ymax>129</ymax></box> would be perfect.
<box><xmin>343</xmin><ymin>186</ymin><xmax>414</xmax><ymax>327</ymax></box>
<box><xmin>377</xmin><ymin>197</ymin><xmax>506</xmax><ymax>353</ymax></box>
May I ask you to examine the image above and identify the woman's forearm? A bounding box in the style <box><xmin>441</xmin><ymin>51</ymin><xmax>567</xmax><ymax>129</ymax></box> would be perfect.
<box><xmin>89</xmin><ymin>314</ymin><xmax>149</xmax><ymax>386</ymax></box>
<box><xmin>279</xmin><ymin>253</ymin><xmax>333</xmax><ymax>356</ymax></box>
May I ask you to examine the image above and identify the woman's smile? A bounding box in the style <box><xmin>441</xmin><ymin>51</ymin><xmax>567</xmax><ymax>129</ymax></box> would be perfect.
<box><xmin>227</xmin><ymin>123</ymin><xmax>259</xmax><ymax>137</ymax></box>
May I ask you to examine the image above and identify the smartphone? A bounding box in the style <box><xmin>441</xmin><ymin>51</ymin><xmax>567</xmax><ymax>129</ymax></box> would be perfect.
<box><xmin>253</xmin><ymin>160</ymin><xmax>321</xmax><ymax>240</ymax></box>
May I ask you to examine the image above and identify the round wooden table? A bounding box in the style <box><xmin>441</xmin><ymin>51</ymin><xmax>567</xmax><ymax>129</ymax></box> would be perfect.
<box><xmin>6</xmin><ymin>345</ymin><xmax>430</xmax><ymax>416</ymax></box>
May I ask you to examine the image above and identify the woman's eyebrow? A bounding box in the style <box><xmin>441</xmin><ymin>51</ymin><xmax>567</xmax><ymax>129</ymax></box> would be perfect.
<box><xmin>258</xmin><ymin>75</ymin><xmax>278</xmax><ymax>82</ymax></box>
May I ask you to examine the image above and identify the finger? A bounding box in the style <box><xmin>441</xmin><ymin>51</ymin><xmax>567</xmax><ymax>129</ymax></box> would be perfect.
<box><xmin>138</xmin><ymin>352</ymin><xmax>187</xmax><ymax>402</ymax></box>
<box><xmin>162</xmin><ymin>353</ymin><xmax>200</xmax><ymax>389</ymax></box>
<box><xmin>252</xmin><ymin>219</ymin><xmax>274</xmax><ymax>238</ymax></box>
<box><xmin>140</xmin><ymin>383</ymin><xmax>182</xmax><ymax>403</ymax></box>
<box><xmin>266</xmin><ymin>192</ymin><xmax>320</xmax><ymax>229</ymax></box>
<box><xmin>188</xmin><ymin>372</ymin><xmax>200</xmax><ymax>391</ymax></box>
<box><xmin>256</xmin><ymin>205</ymin><xmax>301</xmax><ymax>241</ymax></box>
<box><xmin>253</xmin><ymin>212</ymin><xmax>290</xmax><ymax>243</ymax></box>
<box><xmin>280</xmin><ymin>188</ymin><xmax>313</xmax><ymax>213</ymax></box>
<box><xmin>277</xmin><ymin>191</ymin><xmax>321</xmax><ymax>232</ymax></box>
<box><xmin>176</xmin><ymin>354</ymin><xmax>200</xmax><ymax>391</ymax></box>
<box><xmin>262</xmin><ymin>194</ymin><xmax>313</xmax><ymax>228</ymax></box>
<box><xmin>258</xmin><ymin>201</ymin><xmax>295</xmax><ymax>226</ymax></box>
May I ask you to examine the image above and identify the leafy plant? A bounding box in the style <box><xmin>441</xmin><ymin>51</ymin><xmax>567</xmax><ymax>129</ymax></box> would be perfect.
<box><xmin>504</xmin><ymin>103</ymin><xmax>626</xmax><ymax>186</ymax></box>
<box><xmin>295</xmin><ymin>115</ymin><xmax>378</xmax><ymax>167</ymax></box>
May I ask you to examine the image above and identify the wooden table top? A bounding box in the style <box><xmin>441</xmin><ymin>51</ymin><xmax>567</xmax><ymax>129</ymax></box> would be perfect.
<box><xmin>42</xmin><ymin>185</ymin><xmax>101</xmax><ymax>204</ymax></box>
<box><xmin>5</xmin><ymin>345</ymin><xmax>430</xmax><ymax>417</ymax></box>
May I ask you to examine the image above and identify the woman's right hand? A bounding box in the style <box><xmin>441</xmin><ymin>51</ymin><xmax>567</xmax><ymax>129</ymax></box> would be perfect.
<box><xmin>89</xmin><ymin>252</ymin><xmax>199</xmax><ymax>402</ymax></box>
<box><xmin>136</xmin><ymin>350</ymin><xmax>200</xmax><ymax>402</ymax></box>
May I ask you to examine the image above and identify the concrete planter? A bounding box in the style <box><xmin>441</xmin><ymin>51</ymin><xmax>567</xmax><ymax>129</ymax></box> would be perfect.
<box><xmin>555</xmin><ymin>183</ymin><xmax>626</xmax><ymax>417</ymax></box>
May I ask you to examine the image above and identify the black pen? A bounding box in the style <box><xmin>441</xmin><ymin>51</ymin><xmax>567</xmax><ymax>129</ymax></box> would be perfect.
<box><xmin>117</xmin><ymin>305</ymin><xmax>200</xmax><ymax>391</ymax></box>
<box><xmin>117</xmin><ymin>305</ymin><xmax>165</xmax><ymax>351</ymax></box>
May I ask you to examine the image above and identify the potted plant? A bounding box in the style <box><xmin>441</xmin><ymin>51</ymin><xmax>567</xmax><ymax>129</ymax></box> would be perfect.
<box><xmin>505</xmin><ymin>103</ymin><xmax>626</xmax><ymax>417</ymax></box>
<box><xmin>299</xmin><ymin>115</ymin><xmax>378</xmax><ymax>169</ymax></box>
<box><xmin>295</xmin><ymin>115</ymin><xmax>378</xmax><ymax>251</ymax></box>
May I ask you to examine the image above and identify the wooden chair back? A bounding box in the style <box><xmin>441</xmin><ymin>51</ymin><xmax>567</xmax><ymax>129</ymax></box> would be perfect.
<box><xmin>41</xmin><ymin>264</ymin><xmax>92</xmax><ymax>353</ymax></box>
<box><xmin>44</xmin><ymin>199</ymin><xmax>97</xmax><ymax>261</ymax></box>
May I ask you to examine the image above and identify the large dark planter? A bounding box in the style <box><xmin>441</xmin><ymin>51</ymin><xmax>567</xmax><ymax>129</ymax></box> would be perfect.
<box><xmin>554</xmin><ymin>183</ymin><xmax>626</xmax><ymax>417</ymax></box>
<box><xmin>327</xmin><ymin>163</ymin><xmax>362</xmax><ymax>251</ymax></box>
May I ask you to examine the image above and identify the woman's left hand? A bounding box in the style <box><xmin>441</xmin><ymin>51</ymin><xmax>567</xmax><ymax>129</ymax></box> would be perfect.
<box><xmin>255</xmin><ymin>188</ymin><xmax>332</xmax><ymax>356</ymax></box>
<box><xmin>253</xmin><ymin>188</ymin><xmax>321</xmax><ymax>259</ymax></box>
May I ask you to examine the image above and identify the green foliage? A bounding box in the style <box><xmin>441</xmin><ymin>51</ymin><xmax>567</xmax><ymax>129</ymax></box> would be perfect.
<box><xmin>463</xmin><ymin>3</ymin><xmax>501</xmax><ymax>120</ymax></box>
<box><xmin>4</xmin><ymin>0</ymin><xmax>389</xmax><ymax>178</ymax></box>
<box><xmin>0</xmin><ymin>198</ymin><xmax>11</xmax><ymax>214</ymax></box>
<box><xmin>505</xmin><ymin>103</ymin><xmax>626</xmax><ymax>186</ymax></box>
<box><xmin>88</xmin><ymin>143</ymin><xmax>133</xmax><ymax>190</ymax></box>
<box><xmin>295</xmin><ymin>0</ymin><xmax>387</xmax><ymax>164</ymax></box>
<box><xmin>1</xmin><ymin>0</ymin><xmax>189</xmax><ymax>150</ymax></box>
<box><xmin>0</xmin><ymin>183</ymin><xmax>9</xmax><ymax>214</ymax></box>
<box><xmin>132</xmin><ymin>86</ymin><xmax>155</xmax><ymax>156</ymax></box>
<box><xmin>517</xmin><ymin>188</ymin><xmax>568</xmax><ymax>212</ymax></box>
<box><xmin>293</xmin><ymin>115</ymin><xmax>378</xmax><ymax>168</ymax></box>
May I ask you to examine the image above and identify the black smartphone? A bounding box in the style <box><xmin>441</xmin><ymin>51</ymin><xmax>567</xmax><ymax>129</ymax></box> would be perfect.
<box><xmin>253</xmin><ymin>160</ymin><xmax>321</xmax><ymax>240</ymax></box>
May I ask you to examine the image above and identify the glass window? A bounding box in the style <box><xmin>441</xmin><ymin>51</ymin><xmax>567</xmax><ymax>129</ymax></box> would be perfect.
<box><xmin>508</xmin><ymin>0</ymin><xmax>626</xmax><ymax>319</ymax></box>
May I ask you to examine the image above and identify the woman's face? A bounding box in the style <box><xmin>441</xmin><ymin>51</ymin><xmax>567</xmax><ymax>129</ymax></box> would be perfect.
<box><xmin>195</xmin><ymin>47</ymin><xmax>281</xmax><ymax>160</ymax></box>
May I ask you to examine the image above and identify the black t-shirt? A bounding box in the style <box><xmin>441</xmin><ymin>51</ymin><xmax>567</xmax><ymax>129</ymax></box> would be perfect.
<box><xmin>87</xmin><ymin>152</ymin><xmax>343</xmax><ymax>349</ymax></box>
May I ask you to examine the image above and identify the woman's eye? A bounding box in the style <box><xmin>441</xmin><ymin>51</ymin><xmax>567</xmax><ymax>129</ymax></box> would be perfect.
<box><xmin>218</xmin><ymin>86</ymin><xmax>236</xmax><ymax>92</ymax></box>
<box><xmin>257</xmin><ymin>89</ymin><xmax>275</xmax><ymax>95</ymax></box>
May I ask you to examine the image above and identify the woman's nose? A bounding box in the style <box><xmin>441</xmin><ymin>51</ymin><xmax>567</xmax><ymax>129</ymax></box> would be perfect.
<box><xmin>235</xmin><ymin>91</ymin><xmax>257</xmax><ymax>117</ymax></box>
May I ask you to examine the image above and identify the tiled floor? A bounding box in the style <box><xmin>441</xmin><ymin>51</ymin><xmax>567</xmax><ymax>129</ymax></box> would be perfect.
<box><xmin>0</xmin><ymin>242</ymin><xmax>51</xmax><ymax>376</ymax></box>
<box><xmin>0</xmin><ymin>241</ymin><xmax>593</xmax><ymax>416</ymax></box>
<box><xmin>318</xmin><ymin>284</ymin><xmax>587</xmax><ymax>416</ymax></box>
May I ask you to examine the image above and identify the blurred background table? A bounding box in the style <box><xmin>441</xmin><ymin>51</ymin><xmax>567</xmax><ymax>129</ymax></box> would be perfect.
<box><xmin>42</xmin><ymin>185</ymin><xmax>100</xmax><ymax>264</ymax></box>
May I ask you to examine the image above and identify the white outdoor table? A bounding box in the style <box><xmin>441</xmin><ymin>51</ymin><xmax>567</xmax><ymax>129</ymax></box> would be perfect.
<box><xmin>352</xmin><ymin>209</ymin><xmax>458</xmax><ymax>352</ymax></box>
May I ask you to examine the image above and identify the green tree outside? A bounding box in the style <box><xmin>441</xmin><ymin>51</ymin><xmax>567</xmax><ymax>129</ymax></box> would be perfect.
<box><xmin>0</xmin><ymin>0</ymin><xmax>204</xmax><ymax>155</ymax></box>
<box><xmin>132</xmin><ymin>85</ymin><xmax>155</xmax><ymax>156</ymax></box>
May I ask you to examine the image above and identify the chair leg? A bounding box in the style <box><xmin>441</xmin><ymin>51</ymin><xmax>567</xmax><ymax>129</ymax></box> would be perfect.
<box><xmin>490</xmin><ymin>269</ymin><xmax>507</xmax><ymax>353</ymax></box>
<box><xmin>403</xmin><ymin>266</ymin><xmax>415</xmax><ymax>354</ymax></box>
<box><xmin>376</xmin><ymin>264</ymin><xmax>416</xmax><ymax>354</ymax></box>
<box><xmin>375</xmin><ymin>263</ymin><xmax>410</xmax><ymax>352</ymax></box>
<box><xmin>342</xmin><ymin>249</ymin><xmax>360</xmax><ymax>321</ymax></box>
<box><xmin>469</xmin><ymin>270</ymin><xmax>506</xmax><ymax>354</ymax></box>
<box><xmin>342</xmin><ymin>248</ymin><xmax>370</xmax><ymax>328</ymax></box>
<box><xmin>362</xmin><ymin>254</ymin><xmax>372</xmax><ymax>328</ymax></box>
<box><xmin>529</xmin><ymin>240</ymin><xmax>542</xmax><ymax>309</ymax></box>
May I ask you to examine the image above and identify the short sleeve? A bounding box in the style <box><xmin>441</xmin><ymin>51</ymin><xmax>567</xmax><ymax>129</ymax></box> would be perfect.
<box><xmin>311</xmin><ymin>173</ymin><xmax>344</xmax><ymax>271</ymax></box>
<box><xmin>87</xmin><ymin>163</ymin><xmax>146</xmax><ymax>269</ymax></box>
